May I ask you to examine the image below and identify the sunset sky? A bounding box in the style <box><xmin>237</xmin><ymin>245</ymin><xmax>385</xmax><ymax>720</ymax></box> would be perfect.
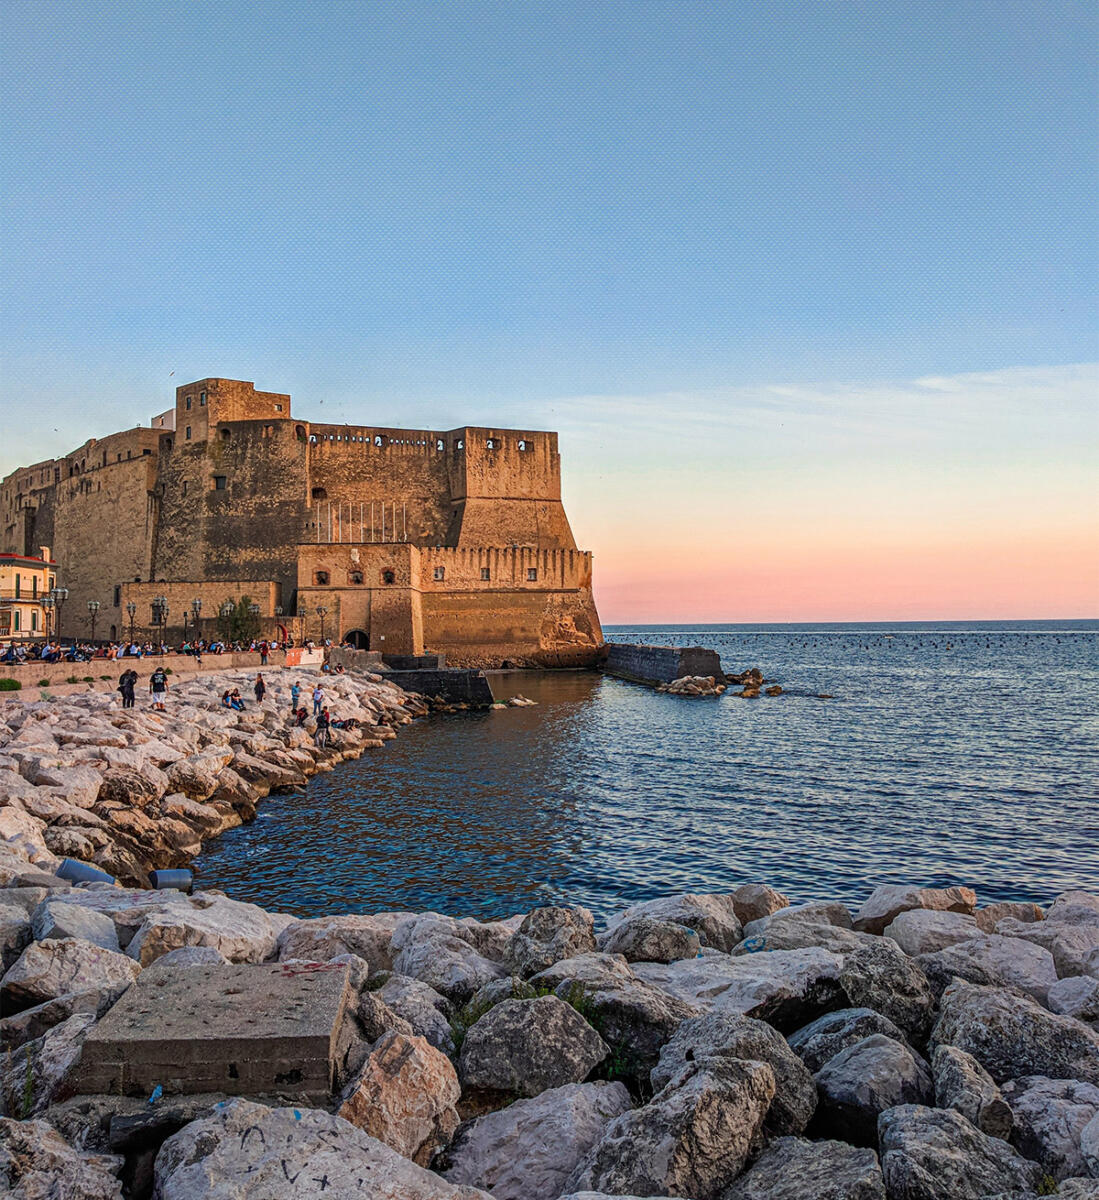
<box><xmin>2</xmin><ymin>2</ymin><xmax>1096</xmax><ymax>621</ymax></box>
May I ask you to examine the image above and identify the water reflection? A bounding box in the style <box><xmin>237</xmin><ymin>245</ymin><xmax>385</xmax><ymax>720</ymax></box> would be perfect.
<box><xmin>195</xmin><ymin>623</ymin><xmax>1099</xmax><ymax>920</ymax></box>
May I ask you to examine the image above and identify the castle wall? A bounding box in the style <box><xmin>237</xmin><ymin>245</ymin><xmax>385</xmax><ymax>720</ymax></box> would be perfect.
<box><xmin>50</xmin><ymin>454</ymin><xmax>158</xmax><ymax>642</ymax></box>
<box><xmin>1</xmin><ymin>377</ymin><xmax>603</xmax><ymax>664</ymax></box>
<box><xmin>154</xmin><ymin>420</ymin><xmax>308</xmax><ymax>600</ymax></box>
<box><xmin>304</xmin><ymin>425</ymin><xmax>453</xmax><ymax>546</ymax></box>
<box><xmin>119</xmin><ymin>579</ymin><xmax>283</xmax><ymax>640</ymax></box>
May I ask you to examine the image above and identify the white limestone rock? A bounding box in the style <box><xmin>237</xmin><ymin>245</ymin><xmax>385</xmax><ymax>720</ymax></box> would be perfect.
<box><xmin>0</xmin><ymin>1115</ymin><xmax>123</xmax><ymax>1200</ymax></box>
<box><xmin>567</xmin><ymin>1057</ymin><xmax>776</xmax><ymax>1200</ymax></box>
<box><xmin>883</xmin><ymin>908</ymin><xmax>980</xmax><ymax>956</ymax></box>
<box><xmin>853</xmin><ymin>884</ymin><xmax>977</xmax><ymax>935</ymax></box>
<box><xmin>633</xmin><ymin>946</ymin><xmax>845</xmax><ymax>1030</ymax></box>
<box><xmin>602</xmin><ymin>892</ymin><xmax>744</xmax><ymax>952</ymax></box>
<box><xmin>441</xmin><ymin>1081</ymin><xmax>633</xmax><ymax>1200</ymax></box>
<box><xmin>1</xmin><ymin>936</ymin><xmax>139</xmax><ymax>1010</ymax></box>
<box><xmin>915</xmin><ymin>933</ymin><xmax>1058</xmax><ymax>1003</ymax></box>
<box><xmin>0</xmin><ymin>1013</ymin><xmax>95</xmax><ymax>1117</ymax></box>
<box><xmin>124</xmin><ymin>892</ymin><xmax>285</xmax><ymax>966</ymax></box>
<box><xmin>153</xmin><ymin>1098</ymin><xmax>493</xmax><ymax>1199</ymax></box>
<box><xmin>31</xmin><ymin>898</ymin><xmax>120</xmax><ymax>952</ymax></box>
<box><xmin>277</xmin><ymin>911</ymin><xmax>411</xmax><ymax>971</ymax></box>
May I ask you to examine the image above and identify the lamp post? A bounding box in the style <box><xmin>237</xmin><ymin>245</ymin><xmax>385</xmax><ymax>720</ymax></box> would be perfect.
<box><xmin>151</xmin><ymin>595</ymin><xmax>168</xmax><ymax>648</ymax></box>
<box><xmin>191</xmin><ymin>598</ymin><xmax>202</xmax><ymax>639</ymax></box>
<box><xmin>87</xmin><ymin>599</ymin><xmax>100</xmax><ymax>643</ymax></box>
<box><xmin>125</xmin><ymin>601</ymin><xmax>137</xmax><ymax>644</ymax></box>
<box><xmin>50</xmin><ymin>587</ymin><xmax>69</xmax><ymax>644</ymax></box>
<box><xmin>42</xmin><ymin>594</ymin><xmax>55</xmax><ymax>640</ymax></box>
<box><xmin>219</xmin><ymin>600</ymin><xmax>234</xmax><ymax>642</ymax></box>
<box><xmin>316</xmin><ymin>605</ymin><xmax>329</xmax><ymax>641</ymax></box>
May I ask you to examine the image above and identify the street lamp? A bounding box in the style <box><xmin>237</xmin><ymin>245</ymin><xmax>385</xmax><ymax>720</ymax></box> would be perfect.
<box><xmin>191</xmin><ymin>598</ymin><xmax>202</xmax><ymax>636</ymax></box>
<box><xmin>87</xmin><ymin>599</ymin><xmax>100</xmax><ymax>643</ymax></box>
<box><xmin>125</xmin><ymin>601</ymin><xmax>137</xmax><ymax>643</ymax></box>
<box><xmin>42</xmin><ymin>594</ymin><xmax>55</xmax><ymax>640</ymax></box>
<box><xmin>151</xmin><ymin>595</ymin><xmax>169</xmax><ymax>647</ymax></box>
<box><xmin>50</xmin><ymin>587</ymin><xmax>68</xmax><ymax>643</ymax></box>
<box><xmin>316</xmin><ymin>605</ymin><xmax>329</xmax><ymax>641</ymax></box>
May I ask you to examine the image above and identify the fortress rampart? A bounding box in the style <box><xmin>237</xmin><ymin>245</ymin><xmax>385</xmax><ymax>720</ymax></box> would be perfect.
<box><xmin>2</xmin><ymin>378</ymin><xmax>603</xmax><ymax>666</ymax></box>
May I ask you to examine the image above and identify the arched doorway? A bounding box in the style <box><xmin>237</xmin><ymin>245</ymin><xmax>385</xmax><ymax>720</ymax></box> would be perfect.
<box><xmin>345</xmin><ymin>629</ymin><xmax>369</xmax><ymax>650</ymax></box>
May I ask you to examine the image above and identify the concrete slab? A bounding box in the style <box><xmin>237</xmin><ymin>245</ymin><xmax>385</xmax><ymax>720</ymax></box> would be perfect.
<box><xmin>77</xmin><ymin>961</ymin><xmax>351</xmax><ymax>1098</ymax></box>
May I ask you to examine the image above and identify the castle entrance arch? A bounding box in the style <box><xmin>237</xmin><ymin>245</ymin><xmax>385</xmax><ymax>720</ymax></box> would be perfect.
<box><xmin>345</xmin><ymin>629</ymin><xmax>370</xmax><ymax>650</ymax></box>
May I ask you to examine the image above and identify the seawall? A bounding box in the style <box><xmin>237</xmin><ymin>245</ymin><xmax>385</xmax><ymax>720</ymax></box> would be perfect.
<box><xmin>604</xmin><ymin>642</ymin><xmax>725</xmax><ymax>686</ymax></box>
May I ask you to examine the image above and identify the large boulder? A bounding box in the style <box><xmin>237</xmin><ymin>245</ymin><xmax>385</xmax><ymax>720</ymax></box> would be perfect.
<box><xmin>504</xmin><ymin>906</ymin><xmax>597</xmax><ymax>976</ymax></box>
<box><xmin>597</xmin><ymin>915</ymin><xmax>700</xmax><ymax>963</ymax></box>
<box><xmin>883</xmin><ymin>909</ymin><xmax>980</xmax><ymax>956</ymax></box>
<box><xmin>125</xmin><ymin>892</ymin><xmax>286</xmax><ymax>966</ymax></box>
<box><xmin>634</xmin><ymin>947</ymin><xmax>845</xmax><ymax>1030</ymax></box>
<box><xmin>0</xmin><ymin>904</ymin><xmax>31</xmax><ymax>973</ymax></box>
<box><xmin>357</xmin><ymin>990</ymin><xmax>416</xmax><ymax>1041</ymax></box>
<box><xmin>651</xmin><ymin>1010</ymin><xmax>816</xmax><ymax>1135</ymax></box>
<box><xmin>838</xmin><ymin>938</ymin><xmax>935</xmax><ymax>1040</ymax></box>
<box><xmin>277</xmin><ymin>911</ymin><xmax>410</xmax><ymax>971</ymax></box>
<box><xmin>375</xmin><ymin>974</ymin><xmax>457</xmax><ymax>1055</ymax></box>
<box><xmin>1083</xmin><ymin>1112</ymin><xmax>1099</xmax><ymax>1177</ymax></box>
<box><xmin>878</xmin><ymin>1104</ymin><xmax>1043</xmax><ymax>1199</ymax></box>
<box><xmin>153</xmin><ymin>1098</ymin><xmax>492</xmax><ymax>1199</ymax></box>
<box><xmin>730</xmin><ymin>882</ymin><xmax>791</xmax><ymax>925</ymax></box>
<box><xmin>932</xmin><ymin>980</ymin><xmax>1099</xmax><ymax>1085</ymax></box>
<box><xmin>931</xmin><ymin>1044</ymin><xmax>1012</xmax><ymax>1139</ymax></box>
<box><xmin>567</xmin><ymin>1057</ymin><xmax>776</xmax><ymax>1200</ymax></box>
<box><xmin>915</xmin><ymin>933</ymin><xmax>1058</xmax><ymax>1002</ymax></box>
<box><xmin>1047</xmin><ymin>976</ymin><xmax>1099</xmax><ymax>1030</ymax></box>
<box><xmin>722</xmin><ymin>1135</ymin><xmax>886</xmax><ymax>1199</ymax></box>
<box><xmin>0</xmin><ymin>985</ymin><xmax>111</xmax><ymax>1049</ymax></box>
<box><xmin>787</xmin><ymin>1008</ymin><xmax>908</xmax><ymax>1074</ymax></box>
<box><xmin>459</xmin><ymin>995</ymin><xmax>607</xmax><ymax>1097</ymax></box>
<box><xmin>1</xmin><ymin>937</ymin><xmax>139</xmax><ymax>1011</ymax></box>
<box><xmin>392</xmin><ymin>926</ymin><xmax>506</xmax><ymax>1003</ymax></box>
<box><xmin>812</xmin><ymin>1035</ymin><xmax>932</xmax><ymax>1146</ymax></box>
<box><xmin>0</xmin><ymin>1012</ymin><xmax>94</xmax><ymax>1117</ymax></box>
<box><xmin>440</xmin><ymin>1081</ymin><xmax>633</xmax><ymax>1200</ymax></box>
<box><xmin>974</xmin><ymin>901</ymin><xmax>1044</xmax><ymax>932</ymax></box>
<box><xmin>601</xmin><ymin>893</ymin><xmax>744</xmax><ymax>952</ymax></box>
<box><xmin>1000</xmin><ymin>1076</ymin><xmax>1099</xmax><ymax>1182</ymax></box>
<box><xmin>853</xmin><ymin>884</ymin><xmax>977</xmax><ymax>935</ymax></box>
<box><xmin>0</xmin><ymin>1115</ymin><xmax>123</xmax><ymax>1199</ymax></box>
<box><xmin>31</xmin><ymin>899</ymin><xmax>120</xmax><ymax>952</ymax></box>
<box><xmin>337</xmin><ymin>1031</ymin><xmax>461</xmax><ymax>1167</ymax></box>
<box><xmin>996</xmin><ymin>914</ymin><xmax>1099</xmax><ymax>981</ymax></box>
<box><xmin>531</xmin><ymin>954</ymin><xmax>699</xmax><ymax>1078</ymax></box>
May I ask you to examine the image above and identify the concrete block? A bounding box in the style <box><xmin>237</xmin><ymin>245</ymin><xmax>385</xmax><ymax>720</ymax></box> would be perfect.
<box><xmin>77</xmin><ymin>961</ymin><xmax>351</xmax><ymax>1098</ymax></box>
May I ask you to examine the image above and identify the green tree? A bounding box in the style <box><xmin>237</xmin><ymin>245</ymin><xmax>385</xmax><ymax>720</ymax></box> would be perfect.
<box><xmin>217</xmin><ymin>595</ymin><xmax>261</xmax><ymax>642</ymax></box>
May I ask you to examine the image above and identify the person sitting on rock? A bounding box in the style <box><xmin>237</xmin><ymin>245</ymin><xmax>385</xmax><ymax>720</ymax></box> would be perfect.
<box><xmin>229</xmin><ymin>688</ymin><xmax>246</xmax><ymax>711</ymax></box>
<box><xmin>294</xmin><ymin>706</ymin><xmax>309</xmax><ymax>726</ymax></box>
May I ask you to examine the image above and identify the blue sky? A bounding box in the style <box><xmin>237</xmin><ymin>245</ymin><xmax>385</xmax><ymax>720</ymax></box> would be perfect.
<box><xmin>2</xmin><ymin>1</ymin><xmax>1096</xmax><ymax>617</ymax></box>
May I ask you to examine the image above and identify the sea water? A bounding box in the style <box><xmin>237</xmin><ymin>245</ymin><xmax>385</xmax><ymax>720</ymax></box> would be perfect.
<box><xmin>195</xmin><ymin>621</ymin><xmax>1099</xmax><ymax>920</ymax></box>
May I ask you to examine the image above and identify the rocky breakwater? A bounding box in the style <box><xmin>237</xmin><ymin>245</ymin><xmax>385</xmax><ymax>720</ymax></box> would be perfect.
<box><xmin>0</xmin><ymin>876</ymin><xmax>1097</xmax><ymax>1198</ymax></box>
<box><xmin>0</xmin><ymin>666</ymin><xmax>428</xmax><ymax>889</ymax></box>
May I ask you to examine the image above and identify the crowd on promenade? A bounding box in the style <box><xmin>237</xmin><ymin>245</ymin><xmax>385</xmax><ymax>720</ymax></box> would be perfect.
<box><xmin>0</xmin><ymin>634</ymin><xmax>331</xmax><ymax>666</ymax></box>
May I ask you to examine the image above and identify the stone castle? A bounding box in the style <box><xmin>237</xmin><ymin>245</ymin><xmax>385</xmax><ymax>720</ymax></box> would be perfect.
<box><xmin>1</xmin><ymin>378</ymin><xmax>604</xmax><ymax>666</ymax></box>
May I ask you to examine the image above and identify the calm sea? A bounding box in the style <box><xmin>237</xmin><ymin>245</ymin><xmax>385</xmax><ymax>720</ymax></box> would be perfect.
<box><xmin>195</xmin><ymin>621</ymin><xmax>1099</xmax><ymax>921</ymax></box>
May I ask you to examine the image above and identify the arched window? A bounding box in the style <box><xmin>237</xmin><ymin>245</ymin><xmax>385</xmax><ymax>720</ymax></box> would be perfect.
<box><xmin>296</xmin><ymin>425</ymin><xmax>307</xmax><ymax>441</ymax></box>
<box><xmin>436</xmin><ymin>439</ymin><xmax>445</xmax><ymax>451</ymax></box>
<box><xmin>311</xmin><ymin>486</ymin><xmax>327</xmax><ymax>500</ymax></box>
<box><xmin>382</xmin><ymin>569</ymin><xmax>395</xmax><ymax>585</ymax></box>
<box><xmin>374</xmin><ymin>435</ymin><xmax>383</xmax><ymax>447</ymax></box>
<box><xmin>220</xmin><ymin>428</ymin><xmax>231</xmax><ymax>441</ymax></box>
<box><xmin>433</xmin><ymin>565</ymin><xmax>445</xmax><ymax>581</ymax></box>
<box><xmin>349</xmin><ymin>570</ymin><xmax>363</xmax><ymax>585</ymax></box>
<box><xmin>314</xmin><ymin>570</ymin><xmax>329</xmax><ymax>586</ymax></box>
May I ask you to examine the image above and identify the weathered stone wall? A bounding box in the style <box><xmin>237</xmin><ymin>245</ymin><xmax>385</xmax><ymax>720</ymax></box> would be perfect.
<box><xmin>604</xmin><ymin>643</ymin><xmax>726</xmax><ymax>685</ymax></box>
<box><xmin>118</xmin><ymin>580</ymin><xmax>284</xmax><ymax>639</ymax></box>
<box><xmin>50</xmin><ymin>455</ymin><xmax>159</xmax><ymax>642</ymax></box>
<box><xmin>154</xmin><ymin>420</ymin><xmax>308</xmax><ymax>600</ymax></box>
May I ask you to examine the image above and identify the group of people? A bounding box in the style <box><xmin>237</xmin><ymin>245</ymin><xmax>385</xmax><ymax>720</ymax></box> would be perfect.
<box><xmin>110</xmin><ymin>667</ymin><xmax>354</xmax><ymax>752</ymax></box>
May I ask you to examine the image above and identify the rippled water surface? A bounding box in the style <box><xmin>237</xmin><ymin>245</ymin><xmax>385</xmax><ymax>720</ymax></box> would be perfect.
<box><xmin>196</xmin><ymin>621</ymin><xmax>1099</xmax><ymax>920</ymax></box>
